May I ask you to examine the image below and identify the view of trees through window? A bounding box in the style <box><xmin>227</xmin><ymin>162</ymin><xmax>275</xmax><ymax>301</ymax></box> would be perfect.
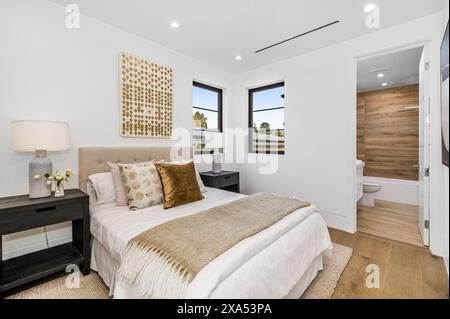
<box><xmin>192</xmin><ymin>81</ymin><xmax>284</xmax><ymax>154</ymax></box>
<box><xmin>249</xmin><ymin>82</ymin><xmax>285</xmax><ymax>154</ymax></box>
<box><xmin>192</xmin><ymin>82</ymin><xmax>222</xmax><ymax>153</ymax></box>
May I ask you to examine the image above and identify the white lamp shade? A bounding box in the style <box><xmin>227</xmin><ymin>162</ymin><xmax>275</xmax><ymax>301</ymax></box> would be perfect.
<box><xmin>12</xmin><ymin>120</ymin><xmax>70</xmax><ymax>152</ymax></box>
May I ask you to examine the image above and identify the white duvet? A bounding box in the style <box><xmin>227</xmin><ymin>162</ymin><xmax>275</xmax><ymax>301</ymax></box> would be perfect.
<box><xmin>90</xmin><ymin>188</ymin><xmax>332</xmax><ymax>299</ymax></box>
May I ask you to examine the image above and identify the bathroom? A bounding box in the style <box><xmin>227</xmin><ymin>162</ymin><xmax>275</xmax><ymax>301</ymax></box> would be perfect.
<box><xmin>355</xmin><ymin>46</ymin><xmax>428</xmax><ymax>247</ymax></box>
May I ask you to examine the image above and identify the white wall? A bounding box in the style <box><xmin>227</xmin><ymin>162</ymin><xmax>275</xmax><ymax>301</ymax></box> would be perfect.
<box><xmin>0</xmin><ymin>0</ymin><xmax>231</xmax><ymax>259</ymax></box>
<box><xmin>229</xmin><ymin>13</ymin><xmax>448</xmax><ymax>257</ymax></box>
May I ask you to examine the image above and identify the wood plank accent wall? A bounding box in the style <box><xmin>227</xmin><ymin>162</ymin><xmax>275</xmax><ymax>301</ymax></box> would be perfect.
<box><xmin>357</xmin><ymin>95</ymin><xmax>366</xmax><ymax>162</ymax></box>
<box><xmin>357</xmin><ymin>85</ymin><xmax>419</xmax><ymax>181</ymax></box>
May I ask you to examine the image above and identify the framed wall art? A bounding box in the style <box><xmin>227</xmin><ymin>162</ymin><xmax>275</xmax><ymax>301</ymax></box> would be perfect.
<box><xmin>120</xmin><ymin>52</ymin><xmax>173</xmax><ymax>138</ymax></box>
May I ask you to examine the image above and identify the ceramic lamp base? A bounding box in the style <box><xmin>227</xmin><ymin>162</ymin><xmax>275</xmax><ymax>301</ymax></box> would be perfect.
<box><xmin>212</xmin><ymin>152</ymin><xmax>222</xmax><ymax>174</ymax></box>
<box><xmin>29</xmin><ymin>150</ymin><xmax>52</xmax><ymax>199</ymax></box>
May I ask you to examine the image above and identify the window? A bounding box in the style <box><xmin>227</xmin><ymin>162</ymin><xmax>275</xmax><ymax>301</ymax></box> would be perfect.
<box><xmin>249</xmin><ymin>82</ymin><xmax>285</xmax><ymax>154</ymax></box>
<box><xmin>192</xmin><ymin>81</ymin><xmax>223</xmax><ymax>154</ymax></box>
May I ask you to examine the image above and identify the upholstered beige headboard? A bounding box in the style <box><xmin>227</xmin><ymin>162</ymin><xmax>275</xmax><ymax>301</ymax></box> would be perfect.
<box><xmin>78</xmin><ymin>147</ymin><xmax>192</xmax><ymax>192</ymax></box>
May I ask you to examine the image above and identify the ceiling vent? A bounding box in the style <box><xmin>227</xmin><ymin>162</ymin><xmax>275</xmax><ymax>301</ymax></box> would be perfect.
<box><xmin>255</xmin><ymin>20</ymin><xmax>340</xmax><ymax>54</ymax></box>
<box><xmin>370</xmin><ymin>68</ymin><xmax>392</xmax><ymax>75</ymax></box>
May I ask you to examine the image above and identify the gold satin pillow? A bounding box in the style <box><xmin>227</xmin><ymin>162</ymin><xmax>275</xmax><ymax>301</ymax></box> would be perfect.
<box><xmin>155</xmin><ymin>162</ymin><xmax>204</xmax><ymax>209</ymax></box>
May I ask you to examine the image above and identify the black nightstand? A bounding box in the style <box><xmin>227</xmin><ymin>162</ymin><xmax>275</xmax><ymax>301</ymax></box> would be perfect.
<box><xmin>200</xmin><ymin>171</ymin><xmax>240</xmax><ymax>193</ymax></box>
<box><xmin>0</xmin><ymin>189</ymin><xmax>90</xmax><ymax>295</ymax></box>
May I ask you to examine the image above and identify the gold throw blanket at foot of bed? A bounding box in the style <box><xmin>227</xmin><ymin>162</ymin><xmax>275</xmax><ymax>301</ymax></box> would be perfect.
<box><xmin>117</xmin><ymin>192</ymin><xmax>310</xmax><ymax>298</ymax></box>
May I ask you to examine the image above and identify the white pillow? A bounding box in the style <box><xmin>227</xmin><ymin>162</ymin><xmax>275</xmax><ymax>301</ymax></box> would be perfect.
<box><xmin>195</xmin><ymin>168</ymin><xmax>207</xmax><ymax>194</ymax></box>
<box><xmin>86</xmin><ymin>179</ymin><xmax>98</xmax><ymax>205</ymax></box>
<box><xmin>88</xmin><ymin>172</ymin><xmax>117</xmax><ymax>205</ymax></box>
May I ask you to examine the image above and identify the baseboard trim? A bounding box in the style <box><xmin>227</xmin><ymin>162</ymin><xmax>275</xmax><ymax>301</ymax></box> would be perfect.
<box><xmin>320</xmin><ymin>210</ymin><xmax>354</xmax><ymax>233</ymax></box>
<box><xmin>2</xmin><ymin>235</ymin><xmax>73</xmax><ymax>261</ymax></box>
<box><xmin>2</xmin><ymin>242</ymin><xmax>48</xmax><ymax>261</ymax></box>
<box><xmin>48</xmin><ymin>235</ymin><xmax>72</xmax><ymax>248</ymax></box>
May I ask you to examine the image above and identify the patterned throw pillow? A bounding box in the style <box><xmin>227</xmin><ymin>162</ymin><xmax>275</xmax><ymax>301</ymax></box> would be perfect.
<box><xmin>120</xmin><ymin>163</ymin><xmax>164</xmax><ymax>210</ymax></box>
<box><xmin>108</xmin><ymin>161</ymin><xmax>154</xmax><ymax>206</ymax></box>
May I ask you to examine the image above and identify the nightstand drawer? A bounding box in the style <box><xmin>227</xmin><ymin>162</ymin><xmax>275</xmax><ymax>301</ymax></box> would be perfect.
<box><xmin>200</xmin><ymin>171</ymin><xmax>240</xmax><ymax>193</ymax></box>
<box><xmin>210</xmin><ymin>173</ymin><xmax>239</xmax><ymax>188</ymax></box>
<box><xmin>0</xmin><ymin>189</ymin><xmax>91</xmax><ymax>295</ymax></box>
<box><xmin>0</xmin><ymin>202</ymin><xmax>84</xmax><ymax>235</ymax></box>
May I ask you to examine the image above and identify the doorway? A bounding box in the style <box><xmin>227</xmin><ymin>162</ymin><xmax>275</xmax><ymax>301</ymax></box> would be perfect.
<box><xmin>355</xmin><ymin>45</ymin><xmax>430</xmax><ymax>247</ymax></box>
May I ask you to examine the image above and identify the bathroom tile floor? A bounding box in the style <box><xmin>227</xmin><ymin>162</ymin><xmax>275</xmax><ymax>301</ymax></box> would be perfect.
<box><xmin>357</xmin><ymin>200</ymin><xmax>424</xmax><ymax>247</ymax></box>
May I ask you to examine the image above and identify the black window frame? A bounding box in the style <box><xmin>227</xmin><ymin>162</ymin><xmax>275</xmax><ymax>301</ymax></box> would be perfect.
<box><xmin>193</xmin><ymin>81</ymin><xmax>223</xmax><ymax>132</ymax></box>
<box><xmin>192</xmin><ymin>81</ymin><xmax>223</xmax><ymax>154</ymax></box>
<box><xmin>248</xmin><ymin>81</ymin><xmax>285</xmax><ymax>155</ymax></box>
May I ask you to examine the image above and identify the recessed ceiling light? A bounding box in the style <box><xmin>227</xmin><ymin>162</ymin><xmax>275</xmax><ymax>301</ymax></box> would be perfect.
<box><xmin>381</xmin><ymin>82</ymin><xmax>389</xmax><ymax>87</ymax></box>
<box><xmin>377</xmin><ymin>73</ymin><xmax>384</xmax><ymax>78</ymax></box>
<box><xmin>235</xmin><ymin>55</ymin><xmax>242</xmax><ymax>61</ymax></box>
<box><xmin>170</xmin><ymin>21</ymin><xmax>179</xmax><ymax>29</ymax></box>
<box><xmin>364</xmin><ymin>3</ymin><xmax>376</xmax><ymax>13</ymax></box>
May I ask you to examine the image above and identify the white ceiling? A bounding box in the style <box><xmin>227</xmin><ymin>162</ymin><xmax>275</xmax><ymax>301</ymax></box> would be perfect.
<box><xmin>357</xmin><ymin>47</ymin><xmax>423</xmax><ymax>92</ymax></box>
<box><xmin>50</xmin><ymin>0</ymin><xmax>445</xmax><ymax>74</ymax></box>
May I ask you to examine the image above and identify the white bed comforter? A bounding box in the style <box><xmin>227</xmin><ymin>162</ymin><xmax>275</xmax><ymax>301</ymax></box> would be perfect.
<box><xmin>90</xmin><ymin>188</ymin><xmax>332</xmax><ymax>298</ymax></box>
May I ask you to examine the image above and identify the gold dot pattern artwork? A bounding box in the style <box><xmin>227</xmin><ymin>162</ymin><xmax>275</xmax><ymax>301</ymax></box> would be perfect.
<box><xmin>120</xmin><ymin>52</ymin><xmax>173</xmax><ymax>138</ymax></box>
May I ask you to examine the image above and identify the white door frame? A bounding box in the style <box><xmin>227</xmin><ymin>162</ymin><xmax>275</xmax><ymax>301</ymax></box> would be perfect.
<box><xmin>352</xmin><ymin>39</ymin><xmax>432</xmax><ymax>235</ymax></box>
<box><xmin>419</xmin><ymin>47</ymin><xmax>431</xmax><ymax>246</ymax></box>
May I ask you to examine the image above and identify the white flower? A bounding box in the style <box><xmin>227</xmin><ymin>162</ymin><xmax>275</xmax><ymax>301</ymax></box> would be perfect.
<box><xmin>55</xmin><ymin>171</ymin><xmax>65</xmax><ymax>181</ymax></box>
<box><xmin>34</xmin><ymin>175</ymin><xmax>41</xmax><ymax>179</ymax></box>
<box><xmin>47</xmin><ymin>180</ymin><xmax>52</xmax><ymax>186</ymax></box>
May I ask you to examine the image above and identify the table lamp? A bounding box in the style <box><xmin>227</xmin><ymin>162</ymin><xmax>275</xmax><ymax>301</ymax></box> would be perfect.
<box><xmin>12</xmin><ymin>120</ymin><xmax>70</xmax><ymax>198</ymax></box>
<box><xmin>204</xmin><ymin>131</ymin><xmax>223</xmax><ymax>174</ymax></box>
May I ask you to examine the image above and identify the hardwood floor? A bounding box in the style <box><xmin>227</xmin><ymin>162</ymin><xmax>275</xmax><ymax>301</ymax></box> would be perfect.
<box><xmin>357</xmin><ymin>200</ymin><xmax>423</xmax><ymax>247</ymax></box>
<box><xmin>330</xmin><ymin>228</ymin><xmax>449</xmax><ymax>299</ymax></box>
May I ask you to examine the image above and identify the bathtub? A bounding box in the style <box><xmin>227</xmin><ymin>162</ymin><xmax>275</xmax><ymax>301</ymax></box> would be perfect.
<box><xmin>362</xmin><ymin>176</ymin><xmax>419</xmax><ymax>206</ymax></box>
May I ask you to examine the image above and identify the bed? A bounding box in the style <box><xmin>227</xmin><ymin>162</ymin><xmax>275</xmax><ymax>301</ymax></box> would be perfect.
<box><xmin>79</xmin><ymin>147</ymin><xmax>332</xmax><ymax>299</ymax></box>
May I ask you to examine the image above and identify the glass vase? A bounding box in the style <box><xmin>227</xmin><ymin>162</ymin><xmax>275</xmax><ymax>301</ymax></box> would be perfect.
<box><xmin>55</xmin><ymin>182</ymin><xmax>65</xmax><ymax>198</ymax></box>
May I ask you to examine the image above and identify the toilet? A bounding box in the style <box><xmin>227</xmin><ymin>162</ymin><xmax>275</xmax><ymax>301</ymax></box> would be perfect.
<box><xmin>356</xmin><ymin>160</ymin><xmax>383</xmax><ymax>207</ymax></box>
<box><xmin>356</xmin><ymin>160</ymin><xmax>365</xmax><ymax>202</ymax></box>
<box><xmin>360</xmin><ymin>182</ymin><xmax>383</xmax><ymax>207</ymax></box>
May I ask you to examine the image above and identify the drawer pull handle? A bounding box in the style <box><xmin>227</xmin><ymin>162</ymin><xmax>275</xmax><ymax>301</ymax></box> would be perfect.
<box><xmin>225</xmin><ymin>176</ymin><xmax>231</xmax><ymax>179</ymax></box>
<box><xmin>36</xmin><ymin>206</ymin><xmax>57</xmax><ymax>213</ymax></box>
